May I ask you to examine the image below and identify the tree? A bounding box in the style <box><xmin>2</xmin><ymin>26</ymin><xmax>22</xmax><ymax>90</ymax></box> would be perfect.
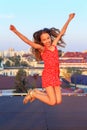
<box><xmin>14</xmin><ymin>69</ymin><xmax>28</xmax><ymax>93</ymax></box>
<box><xmin>5</xmin><ymin>60</ymin><xmax>11</xmax><ymax>67</ymax></box>
<box><xmin>9</xmin><ymin>55</ymin><xmax>21</xmax><ymax>66</ymax></box>
<box><xmin>0</xmin><ymin>56</ymin><xmax>3</xmax><ymax>63</ymax></box>
<box><xmin>58</xmin><ymin>50</ymin><xmax>62</xmax><ymax>57</ymax></box>
<box><xmin>20</xmin><ymin>61</ymin><xmax>28</xmax><ymax>67</ymax></box>
<box><xmin>0</xmin><ymin>57</ymin><xmax>3</xmax><ymax>67</ymax></box>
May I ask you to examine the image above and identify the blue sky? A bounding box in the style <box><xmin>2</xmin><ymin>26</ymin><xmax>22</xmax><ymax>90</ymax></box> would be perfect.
<box><xmin>0</xmin><ymin>0</ymin><xmax>87</xmax><ymax>52</ymax></box>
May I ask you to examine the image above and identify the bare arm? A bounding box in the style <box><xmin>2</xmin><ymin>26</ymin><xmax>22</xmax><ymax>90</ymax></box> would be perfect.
<box><xmin>53</xmin><ymin>13</ymin><xmax>75</xmax><ymax>46</ymax></box>
<box><xmin>10</xmin><ymin>25</ymin><xmax>42</xmax><ymax>49</ymax></box>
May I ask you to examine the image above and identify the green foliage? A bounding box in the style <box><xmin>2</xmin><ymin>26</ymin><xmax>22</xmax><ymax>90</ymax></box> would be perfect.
<box><xmin>5</xmin><ymin>60</ymin><xmax>11</xmax><ymax>67</ymax></box>
<box><xmin>58</xmin><ymin>50</ymin><xmax>62</xmax><ymax>57</ymax></box>
<box><xmin>20</xmin><ymin>61</ymin><xmax>28</xmax><ymax>67</ymax></box>
<box><xmin>8</xmin><ymin>55</ymin><xmax>21</xmax><ymax>66</ymax></box>
<box><xmin>14</xmin><ymin>69</ymin><xmax>28</xmax><ymax>93</ymax></box>
<box><xmin>0</xmin><ymin>56</ymin><xmax>3</xmax><ymax>63</ymax></box>
<box><xmin>66</xmin><ymin>67</ymin><xmax>82</xmax><ymax>75</ymax></box>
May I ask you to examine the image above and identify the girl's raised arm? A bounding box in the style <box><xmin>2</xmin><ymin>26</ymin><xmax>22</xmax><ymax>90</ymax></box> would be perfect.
<box><xmin>10</xmin><ymin>25</ymin><xmax>42</xmax><ymax>49</ymax></box>
<box><xmin>53</xmin><ymin>13</ymin><xmax>75</xmax><ymax>46</ymax></box>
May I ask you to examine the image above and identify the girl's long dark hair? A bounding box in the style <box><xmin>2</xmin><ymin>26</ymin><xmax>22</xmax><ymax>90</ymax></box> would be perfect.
<box><xmin>31</xmin><ymin>27</ymin><xmax>66</xmax><ymax>61</ymax></box>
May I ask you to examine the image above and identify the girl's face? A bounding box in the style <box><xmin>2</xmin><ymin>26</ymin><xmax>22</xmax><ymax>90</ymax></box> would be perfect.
<box><xmin>40</xmin><ymin>33</ymin><xmax>51</xmax><ymax>47</ymax></box>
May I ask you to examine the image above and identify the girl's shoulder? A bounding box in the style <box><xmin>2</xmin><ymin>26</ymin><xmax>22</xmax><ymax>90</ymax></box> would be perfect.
<box><xmin>50</xmin><ymin>44</ymin><xmax>57</xmax><ymax>51</ymax></box>
<box><xmin>39</xmin><ymin>46</ymin><xmax>45</xmax><ymax>54</ymax></box>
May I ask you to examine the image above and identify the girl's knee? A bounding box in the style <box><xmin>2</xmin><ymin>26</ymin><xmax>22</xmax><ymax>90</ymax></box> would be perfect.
<box><xmin>50</xmin><ymin>100</ymin><xmax>56</xmax><ymax>106</ymax></box>
<box><xmin>49</xmin><ymin>99</ymin><xmax>62</xmax><ymax>106</ymax></box>
<box><xmin>57</xmin><ymin>99</ymin><xmax>62</xmax><ymax>104</ymax></box>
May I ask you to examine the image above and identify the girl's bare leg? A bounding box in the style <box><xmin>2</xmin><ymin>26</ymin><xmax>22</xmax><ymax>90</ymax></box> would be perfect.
<box><xmin>23</xmin><ymin>88</ymin><xmax>46</xmax><ymax>104</ymax></box>
<box><xmin>23</xmin><ymin>89</ymin><xmax>32</xmax><ymax>104</ymax></box>
<box><xmin>34</xmin><ymin>88</ymin><xmax>46</xmax><ymax>95</ymax></box>
<box><xmin>32</xmin><ymin>86</ymin><xmax>56</xmax><ymax>106</ymax></box>
<box><xmin>54</xmin><ymin>86</ymin><xmax>62</xmax><ymax>104</ymax></box>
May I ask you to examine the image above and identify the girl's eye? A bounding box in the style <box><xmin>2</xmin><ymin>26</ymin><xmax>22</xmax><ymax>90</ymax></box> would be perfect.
<box><xmin>42</xmin><ymin>39</ymin><xmax>46</xmax><ymax>41</ymax></box>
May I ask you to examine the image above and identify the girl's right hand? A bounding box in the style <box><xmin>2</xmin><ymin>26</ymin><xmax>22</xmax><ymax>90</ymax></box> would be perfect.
<box><xmin>10</xmin><ymin>25</ymin><xmax>17</xmax><ymax>32</ymax></box>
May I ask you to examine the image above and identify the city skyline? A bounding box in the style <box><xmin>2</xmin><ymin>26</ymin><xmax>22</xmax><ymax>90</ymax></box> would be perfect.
<box><xmin>0</xmin><ymin>0</ymin><xmax>87</xmax><ymax>52</ymax></box>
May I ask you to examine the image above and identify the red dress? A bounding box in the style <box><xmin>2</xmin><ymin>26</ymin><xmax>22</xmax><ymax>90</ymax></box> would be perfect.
<box><xmin>41</xmin><ymin>45</ymin><xmax>61</xmax><ymax>88</ymax></box>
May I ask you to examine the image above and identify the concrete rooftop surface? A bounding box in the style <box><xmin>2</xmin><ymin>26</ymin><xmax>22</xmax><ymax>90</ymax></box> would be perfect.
<box><xmin>0</xmin><ymin>96</ymin><xmax>87</xmax><ymax>130</ymax></box>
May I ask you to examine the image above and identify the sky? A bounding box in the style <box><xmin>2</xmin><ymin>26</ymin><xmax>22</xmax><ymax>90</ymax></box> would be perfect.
<box><xmin>0</xmin><ymin>0</ymin><xmax>87</xmax><ymax>52</ymax></box>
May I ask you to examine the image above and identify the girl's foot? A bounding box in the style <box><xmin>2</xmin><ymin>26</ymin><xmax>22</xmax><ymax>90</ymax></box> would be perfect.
<box><xmin>23</xmin><ymin>89</ymin><xmax>35</xmax><ymax>104</ymax></box>
<box><xmin>29</xmin><ymin>89</ymin><xmax>36</xmax><ymax>102</ymax></box>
